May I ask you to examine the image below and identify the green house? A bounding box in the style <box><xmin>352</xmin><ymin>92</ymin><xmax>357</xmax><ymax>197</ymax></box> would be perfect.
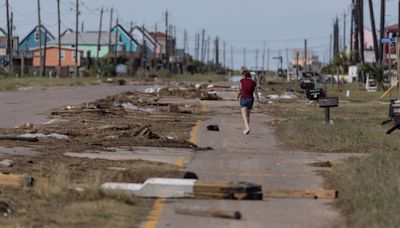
<box><xmin>49</xmin><ymin>31</ymin><xmax>124</xmax><ymax>58</ymax></box>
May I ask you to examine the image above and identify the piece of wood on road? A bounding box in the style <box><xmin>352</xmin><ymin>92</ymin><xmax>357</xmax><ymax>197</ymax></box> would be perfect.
<box><xmin>0</xmin><ymin>173</ymin><xmax>48</xmax><ymax>189</ymax></box>
<box><xmin>263</xmin><ymin>188</ymin><xmax>338</xmax><ymax>199</ymax></box>
<box><xmin>174</xmin><ymin>206</ymin><xmax>242</xmax><ymax>220</ymax></box>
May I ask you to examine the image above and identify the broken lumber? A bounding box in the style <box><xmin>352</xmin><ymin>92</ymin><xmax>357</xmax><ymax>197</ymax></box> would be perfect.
<box><xmin>101</xmin><ymin>178</ymin><xmax>263</xmax><ymax>200</ymax></box>
<box><xmin>0</xmin><ymin>136</ymin><xmax>39</xmax><ymax>142</ymax></box>
<box><xmin>174</xmin><ymin>206</ymin><xmax>241</xmax><ymax>220</ymax></box>
<box><xmin>0</xmin><ymin>173</ymin><xmax>48</xmax><ymax>189</ymax></box>
<box><xmin>263</xmin><ymin>189</ymin><xmax>338</xmax><ymax>199</ymax></box>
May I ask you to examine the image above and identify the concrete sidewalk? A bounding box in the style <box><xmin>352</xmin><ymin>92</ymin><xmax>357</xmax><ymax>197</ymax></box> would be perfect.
<box><xmin>150</xmin><ymin>92</ymin><xmax>348</xmax><ymax>228</ymax></box>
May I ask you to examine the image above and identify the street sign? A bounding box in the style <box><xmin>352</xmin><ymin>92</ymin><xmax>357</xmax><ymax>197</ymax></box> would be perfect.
<box><xmin>381</xmin><ymin>38</ymin><xmax>396</xmax><ymax>44</ymax></box>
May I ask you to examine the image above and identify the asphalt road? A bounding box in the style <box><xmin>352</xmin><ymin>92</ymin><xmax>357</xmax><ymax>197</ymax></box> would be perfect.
<box><xmin>0</xmin><ymin>85</ymin><xmax>147</xmax><ymax>128</ymax></box>
<box><xmin>153</xmin><ymin>91</ymin><xmax>350</xmax><ymax>228</ymax></box>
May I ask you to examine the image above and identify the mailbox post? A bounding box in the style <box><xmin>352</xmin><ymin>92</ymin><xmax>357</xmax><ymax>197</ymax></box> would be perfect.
<box><xmin>318</xmin><ymin>97</ymin><xmax>339</xmax><ymax>124</ymax></box>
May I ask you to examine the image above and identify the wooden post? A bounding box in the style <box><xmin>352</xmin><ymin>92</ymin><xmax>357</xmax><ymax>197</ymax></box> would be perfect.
<box><xmin>6</xmin><ymin>0</ymin><xmax>11</xmax><ymax>77</ymax></box>
<box><xmin>57</xmin><ymin>0</ymin><xmax>61</xmax><ymax>78</ymax></box>
<box><xmin>37</xmin><ymin>0</ymin><xmax>43</xmax><ymax>77</ymax></box>
<box><xmin>96</xmin><ymin>7</ymin><xmax>104</xmax><ymax>69</ymax></box>
<box><xmin>75</xmin><ymin>0</ymin><xmax>79</xmax><ymax>77</ymax></box>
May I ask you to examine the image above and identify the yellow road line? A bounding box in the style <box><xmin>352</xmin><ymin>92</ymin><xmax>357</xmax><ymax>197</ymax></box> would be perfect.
<box><xmin>175</xmin><ymin>156</ymin><xmax>186</xmax><ymax>171</ymax></box>
<box><xmin>142</xmin><ymin>111</ymin><xmax>205</xmax><ymax>228</ymax></box>
<box><xmin>142</xmin><ymin>199</ymin><xmax>166</xmax><ymax>228</ymax></box>
<box><xmin>200</xmin><ymin>100</ymin><xmax>208</xmax><ymax>112</ymax></box>
<box><xmin>189</xmin><ymin>120</ymin><xmax>202</xmax><ymax>144</ymax></box>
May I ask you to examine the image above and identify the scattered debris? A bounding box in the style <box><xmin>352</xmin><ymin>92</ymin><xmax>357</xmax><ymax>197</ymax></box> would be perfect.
<box><xmin>263</xmin><ymin>188</ymin><xmax>337</xmax><ymax>199</ymax></box>
<box><xmin>102</xmin><ymin>178</ymin><xmax>263</xmax><ymax>200</ymax></box>
<box><xmin>174</xmin><ymin>206</ymin><xmax>241</xmax><ymax>220</ymax></box>
<box><xmin>207</xmin><ymin>125</ymin><xmax>220</xmax><ymax>131</ymax></box>
<box><xmin>267</xmin><ymin>95</ymin><xmax>280</xmax><ymax>100</ymax></box>
<box><xmin>19</xmin><ymin>133</ymin><xmax>69</xmax><ymax>140</ymax></box>
<box><xmin>311</xmin><ymin>161</ymin><xmax>333</xmax><ymax>168</ymax></box>
<box><xmin>0</xmin><ymin>159</ymin><xmax>14</xmax><ymax>167</ymax></box>
<box><xmin>121</xmin><ymin>102</ymin><xmax>156</xmax><ymax>113</ymax></box>
<box><xmin>200</xmin><ymin>92</ymin><xmax>222</xmax><ymax>101</ymax></box>
<box><xmin>0</xmin><ymin>136</ymin><xmax>39</xmax><ymax>142</ymax></box>
<box><xmin>14</xmin><ymin>123</ymin><xmax>34</xmax><ymax>129</ymax></box>
<box><xmin>0</xmin><ymin>201</ymin><xmax>11</xmax><ymax>216</ymax></box>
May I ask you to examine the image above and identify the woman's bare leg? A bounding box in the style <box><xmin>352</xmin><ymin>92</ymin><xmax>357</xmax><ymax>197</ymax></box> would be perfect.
<box><xmin>241</xmin><ymin>107</ymin><xmax>250</xmax><ymax>130</ymax></box>
<box><xmin>247</xmin><ymin>109</ymin><xmax>251</xmax><ymax>126</ymax></box>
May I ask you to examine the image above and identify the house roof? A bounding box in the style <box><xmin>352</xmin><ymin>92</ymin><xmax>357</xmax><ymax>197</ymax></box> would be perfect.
<box><xmin>112</xmin><ymin>24</ymin><xmax>140</xmax><ymax>46</ymax></box>
<box><xmin>151</xmin><ymin>32</ymin><xmax>173</xmax><ymax>40</ymax></box>
<box><xmin>0</xmin><ymin>28</ymin><xmax>6</xmax><ymax>37</ymax></box>
<box><xmin>132</xmin><ymin>26</ymin><xmax>160</xmax><ymax>47</ymax></box>
<box><xmin>386</xmin><ymin>24</ymin><xmax>400</xmax><ymax>33</ymax></box>
<box><xmin>49</xmin><ymin>31</ymin><xmax>123</xmax><ymax>45</ymax></box>
<box><xmin>19</xmin><ymin>25</ymin><xmax>55</xmax><ymax>46</ymax></box>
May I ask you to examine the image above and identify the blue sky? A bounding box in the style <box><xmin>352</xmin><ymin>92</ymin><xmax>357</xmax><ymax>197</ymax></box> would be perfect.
<box><xmin>2</xmin><ymin>0</ymin><xmax>398</xmax><ymax>70</ymax></box>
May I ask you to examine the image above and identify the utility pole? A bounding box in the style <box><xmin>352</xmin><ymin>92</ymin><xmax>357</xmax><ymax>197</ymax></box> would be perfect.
<box><xmin>6</xmin><ymin>0</ymin><xmax>11</xmax><ymax>77</ymax></box>
<box><xmin>165</xmin><ymin>10</ymin><xmax>169</xmax><ymax>69</ymax></box>
<box><xmin>81</xmin><ymin>22</ymin><xmax>84</xmax><ymax>32</ymax></box>
<box><xmin>141</xmin><ymin>23</ymin><xmax>146</xmax><ymax>69</ymax></box>
<box><xmin>114</xmin><ymin>18</ymin><xmax>119</xmax><ymax>64</ymax></box>
<box><xmin>358</xmin><ymin>0</ymin><xmax>365</xmax><ymax>63</ymax></box>
<box><xmin>57</xmin><ymin>0</ymin><xmax>61</xmax><ymax>77</ymax></box>
<box><xmin>262</xmin><ymin>41</ymin><xmax>266</xmax><ymax>71</ymax></box>
<box><xmin>354</xmin><ymin>0</ymin><xmax>360</xmax><ymax>63</ymax></box>
<box><xmin>380</xmin><ymin>0</ymin><xmax>386</xmax><ymax>62</ymax></box>
<box><xmin>343</xmin><ymin>12</ymin><xmax>346</xmax><ymax>51</ymax></box>
<box><xmin>75</xmin><ymin>0</ymin><xmax>79</xmax><ymax>77</ymax></box>
<box><xmin>329</xmin><ymin>34</ymin><xmax>332</xmax><ymax>62</ymax></box>
<box><xmin>108</xmin><ymin>7</ymin><xmax>113</xmax><ymax>51</ymax></box>
<box><xmin>350</xmin><ymin>2</ymin><xmax>354</xmax><ymax>62</ymax></box>
<box><xmin>368</xmin><ymin>0</ymin><xmax>380</xmax><ymax>62</ymax></box>
<box><xmin>223</xmin><ymin>41</ymin><xmax>226</xmax><ymax>68</ymax></box>
<box><xmin>43</xmin><ymin>30</ymin><xmax>48</xmax><ymax>75</ymax></box>
<box><xmin>37</xmin><ymin>0</ymin><xmax>43</xmax><ymax>77</ymax></box>
<box><xmin>215</xmin><ymin>36</ymin><xmax>219</xmax><ymax>65</ymax></box>
<box><xmin>201</xmin><ymin>29</ymin><xmax>205</xmax><ymax>63</ymax></box>
<box><xmin>10</xmin><ymin>11</ymin><xmax>14</xmax><ymax>77</ymax></box>
<box><xmin>266</xmin><ymin>48</ymin><xmax>270</xmax><ymax>71</ymax></box>
<box><xmin>230</xmin><ymin>45</ymin><xmax>234</xmax><ymax>70</ymax></box>
<box><xmin>397</xmin><ymin>0</ymin><xmax>400</xmax><ymax>85</ymax></box>
<box><xmin>96</xmin><ymin>7</ymin><xmax>104</xmax><ymax>66</ymax></box>
<box><xmin>255</xmin><ymin>49</ymin><xmax>259</xmax><ymax>70</ymax></box>
<box><xmin>243</xmin><ymin>47</ymin><xmax>246</xmax><ymax>67</ymax></box>
<box><xmin>296</xmin><ymin>51</ymin><xmax>300</xmax><ymax>80</ymax></box>
<box><xmin>304</xmin><ymin>39</ymin><xmax>308</xmax><ymax>72</ymax></box>
<box><xmin>206</xmin><ymin>36</ymin><xmax>210</xmax><ymax>63</ymax></box>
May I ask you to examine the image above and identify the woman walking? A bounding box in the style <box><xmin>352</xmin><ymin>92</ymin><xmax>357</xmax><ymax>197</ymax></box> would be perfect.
<box><xmin>238</xmin><ymin>70</ymin><xmax>259</xmax><ymax>135</ymax></box>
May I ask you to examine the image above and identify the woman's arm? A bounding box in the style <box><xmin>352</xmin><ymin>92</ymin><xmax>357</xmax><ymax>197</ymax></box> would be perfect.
<box><xmin>237</xmin><ymin>83</ymin><xmax>242</xmax><ymax>100</ymax></box>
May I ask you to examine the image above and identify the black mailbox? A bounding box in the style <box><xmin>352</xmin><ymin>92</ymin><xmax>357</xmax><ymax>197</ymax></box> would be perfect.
<box><xmin>300</xmin><ymin>81</ymin><xmax>315</xmax><ymax>90</ymax></box>
<box><xmin>383</xmin><ymin>99</ymin><xmax>400</xmax><ymax>134</ymax></box>
<box><xmin>318</xmin><ymin>97</ymin><xmax>339</xmax><ymax>108</ymax></box>
<box><xmin>306</xmin><ymin>89</ymin><xmax>326</xmax><ymax>101</ymax></box>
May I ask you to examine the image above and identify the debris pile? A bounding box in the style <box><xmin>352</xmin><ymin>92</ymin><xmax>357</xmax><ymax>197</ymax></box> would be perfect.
<box><xmin>0</xmin><ymin>91</ymin><xmax>200</xmax><ymax>153</ymax></box>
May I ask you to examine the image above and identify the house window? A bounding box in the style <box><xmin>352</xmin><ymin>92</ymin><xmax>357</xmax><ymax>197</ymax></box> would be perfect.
<box><xmin>60</xmin><ymin>51</ymin><xmax>65</xmax><ymax>60</ymax></box>
<box><xmin>34</xmin><ymin>30</ymin><xmax>40</xmax><ymax>41</ymax></box>
<box><xmin>72</xmin><ymin>52</ymin><xmax>77</xmax><ymax>60</ymax></box>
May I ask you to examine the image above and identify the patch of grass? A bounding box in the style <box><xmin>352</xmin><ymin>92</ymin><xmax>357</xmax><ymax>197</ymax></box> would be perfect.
<box><xmin>0</xmin><ymin>76</ymin><xmax>105</xmax><ymax>91</ymax></box>
<box><xmin>328</xmin><ymin>152</ymin><xmax>400</xmax><ymax>228</ymax></box>
<box><xmin>266</xmin><ymin>97</ymin><xmax>400</xmax><ymax>153</ymax></box>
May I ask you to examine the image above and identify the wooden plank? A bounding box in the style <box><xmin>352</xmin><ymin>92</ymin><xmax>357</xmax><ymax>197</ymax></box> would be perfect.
<box><xmin>174</xmin><ymin>206</ymin><xmax>241</xmax><ymax>220</ymax></box>
<box><xmin>263</xmin><ymin>189</ymin><xmax>337</xmax><ymax>199</ymax></box>
<box><xmin>194</xmin><ymin>181</ymin><xmax>231</xmax><ymax>194</ymax></box>
<box><xmin>193</xmin><ymin>192</ymin><xmax>232</xmax><ymax>200</ymax></box>
<box><xmin>0</xmin><ymin>173</ymin><xmax>24</xmax><ymax>188</ymax></box>
<box><xmin>0</xmin><ymin>173</ymin><xmax>47</xmax><ymax>189</ymax></box>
